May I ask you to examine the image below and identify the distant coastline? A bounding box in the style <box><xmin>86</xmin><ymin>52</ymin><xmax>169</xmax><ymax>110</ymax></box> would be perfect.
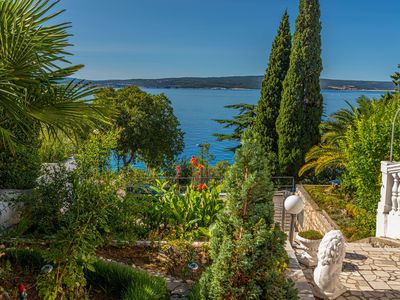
<box><xmin>73</xmin><ymin>76</ymin><xmax>395</xmax><ymax>91</ymax></box>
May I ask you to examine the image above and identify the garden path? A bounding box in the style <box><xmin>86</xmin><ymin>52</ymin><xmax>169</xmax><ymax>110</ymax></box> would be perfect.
<box><xmin>299</xmin><ymin>242</ymin><xmax>400</xmax><ymax>299</ymax></box>
<box><xmin>273</xmin><ymin>193</ymin><xmax>400</xmax><ymax>299</ymax></box>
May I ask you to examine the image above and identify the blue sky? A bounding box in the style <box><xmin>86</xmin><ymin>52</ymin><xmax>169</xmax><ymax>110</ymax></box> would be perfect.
<box><xmin>59</xmin><ymin>0</ymin><xmax>400</xmax><ymax>81</ymax></box>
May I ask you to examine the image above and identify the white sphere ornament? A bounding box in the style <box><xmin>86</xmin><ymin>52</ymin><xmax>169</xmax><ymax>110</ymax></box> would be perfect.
<box><xmin>284</xmin><ymin>195</ymin><xmax>304</xmax><ymax>215</ymax></box>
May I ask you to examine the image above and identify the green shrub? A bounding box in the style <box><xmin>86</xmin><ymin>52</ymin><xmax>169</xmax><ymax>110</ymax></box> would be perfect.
<box><xmin>126</xmin><ymin>180</ymin><xmax>224</xmax><ymax>239</ymax></box>
<box><xmin>3</xmin><ymin>248</ymin><xmax>45</xmax><ymax>270</ymax></box>
<box><xmin>2</xmin><ymin>249</ymin><xmax>168</xmax><ymax>300</ymax></box>
<box><xmin>86</xmin><ymin>260</ymin><xmax>168</xmax><ymax>300</ymax></box>
<box><xmin>0</xmin><ymin>144</ymin><xmax>41</xmax><ymax>189</ymax></box>
<box><xmin>343</xmin><ymin>93</ymin><xmax>400</xmax><ymax>213</ymax></box>
<box><xmin>199</xmin><ymin>131</ymin><xmax>298</xmax><ymax>299</ymax></box>
<box><xmin>17</xmin><ymin>164</ymin><xmax>73</xmax><ymax>235</ymax></box>
<box><xmin>298</xmin><ymin>230</ymin><xmax>323</xmax><ymax>240</ymax></box>
<box><xmin>304</xmin><ymin>185</ymin><xmax>373</xmax><ymax>241</ymax></box>
<box><xmin>38</xmin><ymin>131</ymin><xmax>76</xmax><ymax>163</ymax></box>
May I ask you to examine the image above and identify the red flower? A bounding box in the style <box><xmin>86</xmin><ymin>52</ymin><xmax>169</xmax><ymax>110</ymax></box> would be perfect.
<box><xmin>175</xmin><ymin>165</ymin><xmax>181</xmax><ymax>173</ymax></box>
<box><xmin>190</xmin><ymin>156</ymin><xmax>197</xmax><ymax>165</ymax></box>
<box><xmin>19</xmin><ymin>283</ymin><xmax>25</xmax><ymax>293</ymax></box>
<box><xmin>197</xmin><ymin>183</ymin><xmax>207</xmax><ymax>191</ymax></box>
<box><xmin>196</xmin><ymin>163</ymin><xmax>204</xmax><ymax>170</ymax></box>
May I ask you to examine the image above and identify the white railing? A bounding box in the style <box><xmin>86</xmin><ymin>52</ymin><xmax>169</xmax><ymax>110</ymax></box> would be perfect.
<box><xmin>376</xmin><ymin>161</ymin><xmax>400</xmax><ymax>238</ymax></box>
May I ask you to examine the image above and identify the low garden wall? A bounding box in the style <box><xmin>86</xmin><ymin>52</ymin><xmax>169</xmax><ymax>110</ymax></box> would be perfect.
<box><xmin>0</xmin><ymin>189</ymin><xmax>31</xmax><ymax>228</ymax></box>
<box><xmin>296</xmin><ymin>185</ymin><xmax>339</xmax><ymax>234</ymax></box>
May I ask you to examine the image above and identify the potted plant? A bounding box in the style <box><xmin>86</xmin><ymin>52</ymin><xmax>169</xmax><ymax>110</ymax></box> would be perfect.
<box><xmin>297</xmin><ymin>230</ymin><xmax>323</xmax><ymax>266</ymax></box>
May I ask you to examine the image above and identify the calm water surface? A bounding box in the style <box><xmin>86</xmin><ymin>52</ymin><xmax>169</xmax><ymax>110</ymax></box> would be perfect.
<box><xmin>142</xmin><ymin>88</ymin><xmax>386</xmax><ymax>164</ymax></box>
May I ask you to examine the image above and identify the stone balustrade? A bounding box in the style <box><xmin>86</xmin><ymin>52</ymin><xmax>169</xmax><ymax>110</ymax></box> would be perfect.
<box><xmin>376</xmin><ymin>161</ymin><xmax>400</xmax><ymax>239</ymax></box>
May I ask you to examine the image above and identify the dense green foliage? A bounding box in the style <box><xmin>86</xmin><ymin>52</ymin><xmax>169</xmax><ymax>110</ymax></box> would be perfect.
<box><xmin>0</xmin><ymin>143</ymin><xmax>41</xmax><ymax>189</ymax></box>
<box><xmin>276</xmin><ymin>0</ymin><xmax>323</xmax><ymax>176</ymax></box>
<box><xmin>199</xmin><ymin>131</ymin><xmax>298</xmax><ymax>299</ymax></box>
<box><xmin>304</xmin><ymin>185</ymin><xmax>375</xmax><ymax>241</ymax></box>
<box><xmin>255</xmin><ymin>11</ymin><xmax>291</xmax><ymax>156</ymax></box>
<box><xmin>0</xmin><ymin>0</ymin><xmax>109</xmax><ymax>150</ymax></box>
<box><xmin>95</xmin><ymin>86</ymin><xmax>184</xmax><ymax>169</ymax></box>
<box><xmin>87</xmin><ymin>260</ymin><xmax>169</xmax><ymax>300</ymax></box>
<box><xmin>343</xmin><ymin>93</ymin><xmax>398</xmax><ymax>211</ymax></box>
<box><xmin>299</xmin><ymin>97</ymin><xmax>373</xmax><ymax>177</ymax></box>
<box><xmin>214</xmin><ymin>104</ymin><xmax>256</xmax><ymax>152</ymax></box>
<box><xmin>124</xmin><ymin>180</ymin><xmax>224</xmax><ymax>239</ymax></box>
<box><xmin>301</xmin><ymin>93</ymin><xmax>397</xmax><ymax>227</ymax></box>
<box><xmin>13</xmin><ymin>130</ymin><xmax>128</xmax><ymax>299</ymax></box>
<box><xmin>2</xmin><ymin>248</ymin><xmax>168</xmax><ymax>300</ymax></box>
<box><xmin>38</xmin><ymin>131</ymin><xmax>77</xmax><ymax>163</ymax></box>
<box><xmin>17</xmin><ymin>164</ymin><xmax>73</xmax><ymax>235</ymax></box>
<box><xmin>300</xmin><ymin>91</ymin><xmax>400</xmax><ymax>236</ymax></box>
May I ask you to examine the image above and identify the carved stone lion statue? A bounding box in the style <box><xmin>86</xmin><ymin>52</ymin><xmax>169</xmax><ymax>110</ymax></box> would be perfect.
<box><xmin>313</xmin><ymin>230</ymin><xmax>346</xmax><ymax>299</ymax></box>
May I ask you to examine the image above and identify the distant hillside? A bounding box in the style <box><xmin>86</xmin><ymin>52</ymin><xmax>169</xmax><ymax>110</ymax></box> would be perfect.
<box><xmin>76</xmin><ymin>76</ymin><xmax>395</xmax><ymax>91</ymax></box>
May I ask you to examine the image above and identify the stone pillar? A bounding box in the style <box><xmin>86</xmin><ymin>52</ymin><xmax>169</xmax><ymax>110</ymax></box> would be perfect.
<box><xmin>376</xmin><ymin>161</ymin><xmax>394</xmax><ymax>237</ymax></box>
<box><xmin>377</xmin><ymin>161</ymin><xmax>400</xmax><ymax>238</ymax></box>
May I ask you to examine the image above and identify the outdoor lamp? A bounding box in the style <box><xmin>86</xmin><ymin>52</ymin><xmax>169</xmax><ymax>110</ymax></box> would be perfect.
<box><xmin>284</xmin><ymin>195</ymin><xmax>304</xmax><ymax>245</ymax></box>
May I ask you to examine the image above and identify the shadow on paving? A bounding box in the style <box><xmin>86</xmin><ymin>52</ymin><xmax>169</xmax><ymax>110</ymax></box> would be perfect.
<box><xmin>338</xmin><ymin>290</ymin><xmax>400</xmax><ymax>300</ymax></box>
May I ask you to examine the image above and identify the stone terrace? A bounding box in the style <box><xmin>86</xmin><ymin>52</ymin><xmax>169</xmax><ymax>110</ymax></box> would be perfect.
<box><xmin>298</xmin><ymin>242</ymin><xmax>400</xmax><ymax>299</ymax></box>
<box><xmin>274</xmin><ymin>192</ymin><xmax>400</xmax><ymax>300</ymax></box>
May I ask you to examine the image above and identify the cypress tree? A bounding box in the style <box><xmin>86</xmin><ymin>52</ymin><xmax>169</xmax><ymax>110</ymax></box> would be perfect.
<box><xmin>199</xmin><ymin>130</ymin><xmax>298</xmax><ymax>300</ymax></box>
<box><xmin>276</xmin><ymin>0</ymin><xmax>323</xmax><ymax>176</ymax></box>
<box><xmin>255</xmin><ymin>11</ymin><xmax>291</xmax><ymax>156</ymax></box>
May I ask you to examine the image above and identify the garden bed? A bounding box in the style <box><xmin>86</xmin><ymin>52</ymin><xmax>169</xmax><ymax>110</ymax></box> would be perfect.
<box><xmin>0</xmin><ymin>248</ymin><xmax>169</xmax><ymax>300</ymax></box>
<box><xmin>97</xmin><ymin>242</ymin><xmax>210</xmax><ymax>281</ymax></box>
<box><xmin>303</xmin><ymin>185</ymin><xmax>374</xmax><ymax>241</ymax></box>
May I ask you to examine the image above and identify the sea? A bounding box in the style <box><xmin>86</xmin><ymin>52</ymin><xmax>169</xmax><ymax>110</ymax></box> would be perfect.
<box><xmin>138</xmin><ymin>88</ymin><xmax>387</xmax><ymax>165</ymax></box>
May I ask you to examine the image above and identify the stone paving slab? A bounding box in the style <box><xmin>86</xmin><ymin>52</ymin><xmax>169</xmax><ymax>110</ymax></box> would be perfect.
<box><xmin>274</xmin><ymin>191</ymin><xmax>400</xmax><ymax>299</ymax></box>
<box><xmin>296</xmin><ymin>242</ymin><xmax>400</xmax><ymax>300</ymax></box>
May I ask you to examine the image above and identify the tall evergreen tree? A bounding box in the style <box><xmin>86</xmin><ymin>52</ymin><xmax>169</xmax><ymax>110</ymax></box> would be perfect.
<box><xmin>199</xmin><ymin>130</ymin><xmax>298</xmax><ymax>300</ymax></box>
<box><xmin>276</xmin><ymin>0</ymin><xmax>323</xmax><ymax>176</ymax></box>
<box><xmin>255</xmin><ymin>11</ymin><xmax>291</xmax><ymax>156</ymax></box>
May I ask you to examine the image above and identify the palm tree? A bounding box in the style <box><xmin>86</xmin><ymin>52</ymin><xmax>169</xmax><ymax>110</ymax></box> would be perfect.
<box><xmin>0</xmin><ymin>0</ymin><xmax>109</xmax><ymax>150</ymax></box>
<box><xmin>299</xmin><ymin>97</ymin><xmax>372</xmax><ymax>176</ymax></box>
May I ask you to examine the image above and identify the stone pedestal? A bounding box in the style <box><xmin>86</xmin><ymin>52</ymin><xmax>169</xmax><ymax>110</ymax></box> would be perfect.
<box><xmin>313</xmin><ymin>284</ymin><xmax>347</xmax><ymax>300</ymax></box>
